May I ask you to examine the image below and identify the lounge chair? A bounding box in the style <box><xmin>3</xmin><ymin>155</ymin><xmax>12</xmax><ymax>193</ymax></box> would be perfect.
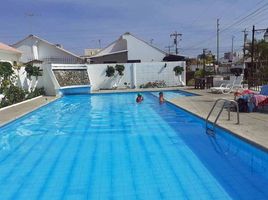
<box><xmin>210</xmin><ymin>75</ymin><xmax>244</xmax><ymax>94</ymax></box>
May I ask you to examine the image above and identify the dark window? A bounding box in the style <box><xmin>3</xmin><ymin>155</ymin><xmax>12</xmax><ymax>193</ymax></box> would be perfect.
<box><xmin>127</xmin><ymin>60</ymin><xmax>141</xmax><ymax>63</ymax></box>
<box><xmin>103</xmin><ymin>61</ymin><xmax>117</xmax><ymax>63</ymax></box>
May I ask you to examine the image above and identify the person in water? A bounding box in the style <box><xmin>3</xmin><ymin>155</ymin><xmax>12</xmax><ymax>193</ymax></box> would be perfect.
<box><xmin>136</xmin><ymin>93</ymin><xmax>144</xmax><ymax>103</ymax></box>
<box><xmin>159</xmin><ymin>92</ymin><xmax>164</xmax><ymax>103</ymax></box>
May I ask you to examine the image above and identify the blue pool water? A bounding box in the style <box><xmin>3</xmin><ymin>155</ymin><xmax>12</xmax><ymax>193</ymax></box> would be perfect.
<box><xmin>151</xmin><ymin>90</ymin><xmax>195</xmax><ymax>100</ymax></box>
<box><xmin>0</xmin><ymin>92</ymin><xmax>268</xmax><ymax>199</ymax></box>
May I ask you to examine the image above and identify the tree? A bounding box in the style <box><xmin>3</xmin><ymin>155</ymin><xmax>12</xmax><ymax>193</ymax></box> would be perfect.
<box><xmin>25</xmin><ymin>64</ymin><xmax>42</xmax><ymax>80</ymax></box>
<box><xmin>245</xmin><ymin>39</ymin><xmax>268</xmax><ymax>81</ymax></box>
<box><xmin>173</xmin><ymin>66</ymin><xmax>185</xmax><ymax>86</ymax></box>
<box><xmin>25</xmin><ymin>64</ymin><xmax>43</xmax><ymax>92</ymax></box>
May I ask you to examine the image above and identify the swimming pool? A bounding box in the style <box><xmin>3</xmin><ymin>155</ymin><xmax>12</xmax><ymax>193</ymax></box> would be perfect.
<box><xmin>150</xmin><ymin>90</ymin><xmax>195</xmax><ymax>100</ymax></box>
<box><xmin>0</xmin><ymin>92</ymin><xmax>268</xmax><ymax>199</ymax></box>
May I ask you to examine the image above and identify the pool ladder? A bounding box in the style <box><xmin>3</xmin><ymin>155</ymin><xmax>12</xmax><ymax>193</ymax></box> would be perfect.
<box><xmin>206</xmin><ymin>98</ymin><xmax>240</xmax><ymax>135</ymax></box>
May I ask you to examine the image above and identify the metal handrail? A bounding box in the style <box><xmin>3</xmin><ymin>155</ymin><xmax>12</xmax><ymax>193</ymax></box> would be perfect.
<box><xmin>206</xmin><ymin>98</ymin><xmax>239</xmax><ymax>135</ymax></box>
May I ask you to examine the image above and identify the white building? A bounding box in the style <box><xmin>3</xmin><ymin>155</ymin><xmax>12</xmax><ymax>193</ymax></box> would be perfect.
<box><xmin>90</xmin><ymin>32</ymin><xmax>167</xmax><ymax>64</ymax></box>
<box><xmin>0</xmin><ymin>42</ymin><xmax>22</xmax><ymax>64</ymax></box>
<box><xmin>12</xmin><ymin>35</ymin><xmax>83</xmax><ymax>64</ymax></box>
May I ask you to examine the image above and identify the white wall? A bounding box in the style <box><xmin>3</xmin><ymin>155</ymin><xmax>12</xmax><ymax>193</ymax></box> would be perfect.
<box><xmin>125</xmin><ymin>34</ymin><xmax>166</xmax><ymax>62</ymax></box>
<box><xmin>0</xmin><ymin>51</ymin><xmax>21</xmax><ymax>63</ymax></box>
<box><xmin>135</xmin><ymin>62</ymin><xmax>186</xmax><ymax>87</ymax></box>
<box><xmin>15</xmin><ymin>66</ymin><xmax>45</xmax><ymax>92</ymax></box>
<box><xmin>46</xmin><ymin>62</ymin><xmax>186</xmax><ymax>94</ymax></box>
<box><xmin>12</xmin><ymin>38</ymin><xmax>36</xmax><ymax>63</ymax></box>
<box><xmin>87</xmin><ymin>63</ymin><xmax>133</xmax><ymax>90</ymax></box>
<box><xmin>13</xmin><ymin>36</ymin><xmax>81</xmax><ymax>64</ymax></box>
<box><xmin>7</xmin><ymin>61</ymin><xmax>186</xmax><ymax>96</ymax></box>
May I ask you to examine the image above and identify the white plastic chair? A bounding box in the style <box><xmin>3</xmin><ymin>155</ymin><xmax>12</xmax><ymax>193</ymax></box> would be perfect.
<box><xmin>210</xmin><ymin>74</ymin><xmax>244</xmax><ymax>94</ymax></box>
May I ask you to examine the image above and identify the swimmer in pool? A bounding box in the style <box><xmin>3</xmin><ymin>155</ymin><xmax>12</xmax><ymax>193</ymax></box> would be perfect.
<box><xmin>159</xmin><ymin>92</ymin><xmax>164</xmax><ymax>103</ymax></box>
<box><xmin>136</xmin><ymin>93</ymin><xmax>144</xmax><ymax>103</ymax></box>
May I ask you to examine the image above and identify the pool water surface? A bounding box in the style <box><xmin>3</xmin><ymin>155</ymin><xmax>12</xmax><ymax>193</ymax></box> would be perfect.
<box><xmin>0</xmin><ymin>92</ymin><xmax>267</xmax><ymax>199</ymax></box>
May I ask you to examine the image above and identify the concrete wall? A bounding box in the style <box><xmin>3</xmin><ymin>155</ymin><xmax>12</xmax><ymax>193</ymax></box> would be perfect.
<box><xmin>46</xmin><ymin>62</ymin><xmax>186</xmax><ymax>94</ymax></box>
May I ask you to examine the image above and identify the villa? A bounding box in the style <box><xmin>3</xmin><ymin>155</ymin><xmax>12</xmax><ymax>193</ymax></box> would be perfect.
<box><xmin>88</xmin><ymin>32</ymin><xmax>168</xmax><ymax>64</ymax></box>
<box><xmin>12</xmin><ymin>34</ymin><xmax>84</xmax><ymax>64</ymax></box>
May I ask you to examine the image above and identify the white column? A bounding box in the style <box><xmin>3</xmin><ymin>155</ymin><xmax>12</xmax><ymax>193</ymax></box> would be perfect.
<box><xmin>32</xmin><ymin>40</ymin><xmax>39</xmax><ymax>60</ymax></box>
<box><xmin>131</xmin><ymin>63</ymin><xmax>137</xmax><ymax>88</ymax></box>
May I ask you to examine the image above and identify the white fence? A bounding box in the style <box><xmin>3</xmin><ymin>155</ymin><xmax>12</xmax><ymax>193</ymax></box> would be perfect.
<box><xmin>20</xmin><ymin>61</ymin><xmax>186</xmax><ymax>95</ymax></box>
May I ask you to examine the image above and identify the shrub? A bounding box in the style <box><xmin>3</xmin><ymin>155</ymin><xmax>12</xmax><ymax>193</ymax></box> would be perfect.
<box><xmin>187</xmin><ymin>78</ymin><xmax>195</xmax><ymax>86</ymax></box>
<box><xmin>26</xmin><ymin>87</ymin><xmax>45</xmax><ymax>99</ymax></box>
<box><xmin>106</xmin><ymin>66</ymin><xmax>115</xmax><ymax>77</ymax></box>
<box><xmin>3</xmin><ymin>85</ymin><xmax>26</xmax><ymax>104</ymax></box>
<box><xmin>0</xmin><ymin>62</ymin><xmax>14</xmax><ymax>81</ymax></box>
<box><xmin>115</xmin><ymin>64</ymin><xmax>125</xmax><ymax>76</ymax></box>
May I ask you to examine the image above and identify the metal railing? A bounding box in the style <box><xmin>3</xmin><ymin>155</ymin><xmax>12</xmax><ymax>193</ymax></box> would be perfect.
<box><xmin>206</xmin><ymin>98</ymin><xmax>239</xmax><ymax>135</ymax></box>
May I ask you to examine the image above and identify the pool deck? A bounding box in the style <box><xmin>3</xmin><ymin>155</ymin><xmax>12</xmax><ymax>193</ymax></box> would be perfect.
<box><xmin>0</xmin><ymin>88</ymin><xmax>268</xmax><ymax>151</ymax></box>
<box><xmin>0</xmin><ymin>96</ymin><xmax>57</xmax><ymax>127</ymax></box>
<box><xmin>169</xmin><ymin>88</ymin><xmax>268</xmax><ymax>151</ymax></box>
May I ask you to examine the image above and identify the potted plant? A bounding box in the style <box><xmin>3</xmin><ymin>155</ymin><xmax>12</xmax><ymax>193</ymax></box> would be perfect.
<box><xmin>173</xmin><ymin>66</ymin><xmax>185</xmax><ymax>86</ymax></box>
<box><xmin>106</xmin><ymin>66</ymin><xmax>115</xmax><ymax>77</ymax></box>
<box><xmin>113</xmin><ymin>64</ymin><xmax>125</xmax><ymax>88</ymax></box>
<box><xmin>115</xmin><ymin>64</ymin><xmax>125</xmax><ymax>76</ymax></box>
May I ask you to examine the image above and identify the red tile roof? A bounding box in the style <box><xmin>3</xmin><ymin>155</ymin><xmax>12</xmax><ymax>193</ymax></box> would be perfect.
<box><xmin>0</xmin><ymin>42</ymin><xmax>22</xmax><ymax>54</ymax></box>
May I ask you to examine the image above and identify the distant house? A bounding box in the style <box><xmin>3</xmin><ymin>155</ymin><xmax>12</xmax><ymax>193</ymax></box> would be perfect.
<box><xmin>0</xmin><ymin>42</ymin><xmax>22</xmax><ymax>64</ymax></box>
<box><xmin>89</xmin><ymin>32</ymin><xmax>167</xmax><ymax>64</ymax></box>
<box><xmin>12</xmin><ymin>35</ymin><xmax>83</xmax><ymax>64</ymax></box>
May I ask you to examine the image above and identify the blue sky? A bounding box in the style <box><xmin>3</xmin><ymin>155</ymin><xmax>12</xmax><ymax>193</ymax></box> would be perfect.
<box><xmin>0</xmin><ymin>0</ymin><xmax>267</xmax><ymax>57</ymax></box>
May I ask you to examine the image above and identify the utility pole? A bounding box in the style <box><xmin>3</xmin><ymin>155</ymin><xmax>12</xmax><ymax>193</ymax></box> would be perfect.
<box><xmin>203</xmin><ymin>48</ymin><xmax>207</xmax><ymax>74</ymax></box>
<box><xmin>250</xmin><ymin>25</ymin><xmax>255</xmax><ymax>88</ymax></box>
<box><xmin>242</xmin><ymin>29</ymin><xmax>248</xmax><ymax>60</ymax></box>
<box><xmin>231</xmin><ymin>35</ymin><xmax>235</xmax><ymax>61</ymax></box>
<box><xmin>217</xmin><ymin>19</ymin><xmax>220</xmax><ymax>64</ymax></box>
<box><xmin>170</xmin><ymin>31</ymin><xmax>182</xmax><ymax>55</ymax></box>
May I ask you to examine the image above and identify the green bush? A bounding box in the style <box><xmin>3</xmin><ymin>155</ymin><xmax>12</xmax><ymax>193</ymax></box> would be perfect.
<box><xmin>187</xmin><ymin>78</ymin><xmax>195</xmax><ymax>86</ymax></box>
<box><xmin>3</xmin><ymin>85</ymin><xmax>26</xmax><ymax>104</ymax></box>
<box><xmin>194</xmin><ymin>69</ymin><xmax>205</xmax><ymax>78</ymax></box>
<box><xmin>26</xmin><ymin>87</ymin><xmax>45</xmax><ymax>99</ymax></box>
<box><xmin>0</xmin><ymin>62</ymin><xmax>14</xmax><ymax>80</ymax></box>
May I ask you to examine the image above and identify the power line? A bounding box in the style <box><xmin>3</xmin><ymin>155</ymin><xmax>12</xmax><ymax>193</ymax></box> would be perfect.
<box><xmin>220</xmin><ymin>2</ymin><xmax>268</xmax><ymax>33</ymax></box>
